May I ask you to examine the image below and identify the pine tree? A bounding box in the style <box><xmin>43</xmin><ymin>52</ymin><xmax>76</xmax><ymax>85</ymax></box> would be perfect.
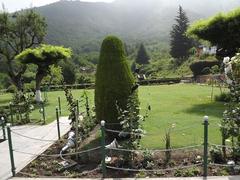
<box><xmin>136</xmin><ymin>43</ymin><xmax>150</xmax><ymax>65</ymax></box>
<box><xmin>170</xmin><ymin>6</ymin><xmax>193</xmax><ymax>65</ymax></box>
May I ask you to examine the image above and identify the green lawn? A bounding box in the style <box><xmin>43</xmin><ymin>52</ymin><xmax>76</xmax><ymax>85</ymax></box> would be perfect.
<box><xmin>0</xmin><ymin>84</ymin><xmax>226</xmax><ymax>148</ymax></box>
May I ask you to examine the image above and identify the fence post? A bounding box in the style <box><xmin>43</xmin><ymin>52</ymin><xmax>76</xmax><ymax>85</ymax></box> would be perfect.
<box><xmin>9</xmin><ymin>103</ymin><xmax>14</xmax><ymax>125</ymax></box>
<box><xmin>7</xmin><ymin>123</ymin><xmax>16</xmax><ymax>177</ymax></box>
<box><xmin>203</xmin><ymin>115</ymin><xmax>209</xmax><ymax>177</ymax></box>
<box><xmin>56</xmin><ymin>107</ymin><xmax>61</xmax><ymax>140</ymax></box>
<box><xmin>75</xmin><ymin>105</ymin><xmax>79</xmax><ymax>160</ymax></box>
<box><xmin>101</xmin><ymin>120</ymin><xmax>106</xmax><ymax>178</ymax></box>
<box><xmin>41</xmin><ymin>102</ymin><xmax>46</xmax><ymax>125</ymax></box>
<box><xmin>1</xmin><ymin>117</ymin><xmax>6</xmax><ymax>140</ymax></box>
<box><xmin>58</xmin><ymin>97</ymin><xmax>62</xmax><ymax>115</ymax></box>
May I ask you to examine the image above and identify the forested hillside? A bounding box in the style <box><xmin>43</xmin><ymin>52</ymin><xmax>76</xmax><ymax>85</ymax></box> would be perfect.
<box><xmin>36</xmin><ymin>0</ymin><xmax>240</xmax><ymax>53</ymax></box>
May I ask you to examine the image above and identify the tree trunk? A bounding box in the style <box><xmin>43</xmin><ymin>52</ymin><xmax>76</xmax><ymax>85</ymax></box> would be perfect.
<box><xmin>8</xmin><ymin>62</ymin><xmax>27</xmax><ymax>92</ymax></box>
<box><xmin>35</xmin><ymin>69</ymin><xmax>46</xmax><ymax>103</ymax></box>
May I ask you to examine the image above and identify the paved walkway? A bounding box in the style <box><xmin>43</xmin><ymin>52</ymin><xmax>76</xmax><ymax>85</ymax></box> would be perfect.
<box><xmin>10</xmin><ymin>176</ymin><xmax>240</xmax><ymax>180</ymax></box>
<box><xmin>0</xmin><ymin>117</ymin><xmax>71</xmax><ymax>180</ymax></box>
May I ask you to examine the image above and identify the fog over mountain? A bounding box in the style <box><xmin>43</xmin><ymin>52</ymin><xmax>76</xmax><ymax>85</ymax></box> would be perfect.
<box><xmin>35</xmin><ymin>0</ymin><xmax>240</xmax><ymax>52</ymax></box>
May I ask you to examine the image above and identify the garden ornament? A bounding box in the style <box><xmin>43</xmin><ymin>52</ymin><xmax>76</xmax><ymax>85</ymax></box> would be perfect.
<box><xmin>223</xmin><ymin>56</ymin><xmax>233</xmax><ymax>85</ymax></box>
<box><xmin>59</xmin><ymin>131</ymin><xmax>77</xmax><ymax>169</ymax></box>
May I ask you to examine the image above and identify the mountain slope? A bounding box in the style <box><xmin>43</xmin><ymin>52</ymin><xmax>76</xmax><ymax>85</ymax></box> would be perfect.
<box><xmin>35</xmin><ymin>0</ymin><xmax>240</xmax><ymax>52</ymax></box>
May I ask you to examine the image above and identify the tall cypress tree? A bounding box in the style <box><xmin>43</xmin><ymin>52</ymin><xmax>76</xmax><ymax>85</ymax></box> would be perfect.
<box><xmin>170</xmin><ymin>6</ymin><xmax>193</xmax><ymax>65</ymax></box>
<box><xmin>136</xmin><ymin>43</ymin><xmax>150</xmax><ymax>65</ymax></box>
<box><xmin>95</xmin><ymin>36</ymin><xmax>139</xmax><ymax>132</ymax></box>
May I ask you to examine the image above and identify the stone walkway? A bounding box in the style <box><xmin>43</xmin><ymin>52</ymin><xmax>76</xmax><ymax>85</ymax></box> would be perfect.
<box><xmin>0</xmin><ymin>117</ymin><xmax>71</xmax><ymax>180</ymax></box>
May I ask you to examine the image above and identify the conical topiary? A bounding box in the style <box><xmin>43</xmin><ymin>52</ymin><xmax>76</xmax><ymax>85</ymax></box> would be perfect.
<box><xmin>95</xmin><ymin>36</ymin><xmax>138</xmax><ymax>131</ymax></box>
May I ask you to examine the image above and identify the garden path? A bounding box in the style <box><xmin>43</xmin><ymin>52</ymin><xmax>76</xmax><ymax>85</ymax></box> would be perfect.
<box><xmin>0</xmin><ymin>117</ymin><xmax>71</xmax><ymax>180</ymax></box>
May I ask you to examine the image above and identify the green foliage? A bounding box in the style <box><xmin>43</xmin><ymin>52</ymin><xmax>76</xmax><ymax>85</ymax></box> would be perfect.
<box><xmin>60</xmin><ymin>62</ymin><xmax>76</xmax><ymax>84</ymax></box>
<box><xmin>10</xmin><ymin>91</ymin><xmax>34</xmax><ymax>124</ymax></box>
<box><xmin>95</xmin><ymin>36</ymin><xmax>138</xmax><ymax>128</ymax></box>
<box><xmin>42</xmin><ymin>65</ymin><xmax>63</xmax><ymax>85</ymax></box>
<box><xmin>118</xmin><ymin>95</ymin><xmax>147</xmax><ymax>145</ymax></box>
<box><xmin>210</xmin><ymin>146</ymin><xmax>224</xmax><ymax>163</ymax></box>
<box><xmin>170</xmin><ymin>6</ymin><xmax>193</xmax><ymax>64</ymax></box>
<box><xmin>16</xmin><ymin>44</ymin><xmax>72</xmax><ymax>65</ymax></box>
<box><xmin>63</xmin><ymin>83</ymin><xmax>78</xmax><ymax>123</ymax></box>
<box><xmin>0</xmin><ymin>73</ymin><xmax>10</xmax><ymax>89</ymax></box>
<box><xmin>15</xmin><ymin>44</ymin><xmax>72</xmax><ymax>92</ymax></box>
<box><xmin>164</xmin><ymin>129</ymin><xmax>172</xmax><ymax>165</ymax></box>
<box><xmin>221</xmin><ymin>53</ymin><xmax>240</xmax><ymax>160</ymax></box>
<box><xmin>190</xmin><ymin>60</ymin><xmax>220</xmax><ymax>77</ymax></box>
<box><xmin>187</xmin><ymin>8</ymin><xmax>240</xmax><ymax>58</ymax></box>
<box><xmin>0</xmin><ymin>9</ymin><xmax>47</xmax><ymax>90</ymax></box>
<box><xmin>174</xmin><ymin>167</ymin><xmax>201</xmax><ymax>177</ymax></box>
<box><xmin>136</xmin><ymin>44</ymin><xmax>150</xmax><ymax>65</ymax></box>
<box><xmin>215</xmin><ymin>92</ymin><xmax>231</xmax><ymax>102</ymax></box>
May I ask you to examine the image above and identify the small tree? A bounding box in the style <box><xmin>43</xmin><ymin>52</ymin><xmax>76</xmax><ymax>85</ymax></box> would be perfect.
<box><xmin>187</xmin><ymin>8</ymin><xmax>240</xmax><ymax>60</ymax></box>
<box><xmin>0</xmin><ymin>10</ymin><xmax>47</xmax><ymax>91</ymax></box>
<box><xmin>61</xmin><ymin>61</ymin><xmax>76</xmax><ymax>84</ymax></box>
<box><xmin>15</xmin><ymin>44</ymin><xmax>72</xmax><ymax>102</ymax></box>
<box><xmin>95</xmin><ymin>36</ymin><xmax>139</xmax><ymax>132</ymax></box>
<box><xmin>170</xmin><ymin>6</ymin><xmax>193</xmax><ymax>64</ymax></box>
<box><xmin>136</xmin><ymin>43</ymin><xmax>150</xmax><ymax>65</ymax></box>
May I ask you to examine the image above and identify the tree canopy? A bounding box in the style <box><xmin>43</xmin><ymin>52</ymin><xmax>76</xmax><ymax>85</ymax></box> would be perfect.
<box><xmin>187</xmin><ymin>8</ymin><xmax>240</xmax><ymax>59</ymax></box>
<box><xmin>136</xmin><ymin>43</ymin><xmax>150</xmax><ymax>65</ymax></box>
<box><xmin>16</xmin><ymin>44</ymin><xmax>72</xmax><ymax>65</ymax></box>
<box><xmin>170</xmin><ymin>6</ymin><xmax>193</xmax><ymax>64</ymax></box>
<box><xmin>0</xmin><ymin>9</ymin><xmax>47</xmax><ymax>91</ymax></box>
<box><xmin>16</xmin><ymin>44</ymin><xmax>72</xmax><ymax>102</ymax></box>
<box><xmin>95</xmin><ymin>36</ymin><xmax>138</xmax><ymax>133</ymax></box>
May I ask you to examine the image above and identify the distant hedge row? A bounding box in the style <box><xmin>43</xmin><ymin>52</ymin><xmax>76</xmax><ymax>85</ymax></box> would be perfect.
<box><xmin>3</xmin><ymin>78</ymin><xmax>185</xmax><ymax>93</ymax></box>
<box><xmin>190</xmin><ymin>60</ymin><xmax>220</xmax><ymax>77</ymax></box>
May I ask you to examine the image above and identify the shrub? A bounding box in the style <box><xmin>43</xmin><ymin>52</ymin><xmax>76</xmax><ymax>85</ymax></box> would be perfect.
<box><xmin>190</xmin><ymin>60</ymin><xmax>220</xmax><ymax>77</ymax></box>
<box><xmin>215</xmin><ymin>92</ymin><xmax>231</xmax><ymax>102</ymax></box>
<box><xmin>210</xmin><ymin>146</ymin><xmax>224</xmax><ymax>163</ymax></box>
<box><xmin>24</xmin><ymin>82</ymin><xmax>36</xmax><ymax>92</ymax></box>
<box><xmin>95</xmin><ymin>36</ymin><xmax>138</xmax><ymax>130</ymax></box>
<box><xmin>7</xmin><ymin>85</ymin><xmax>17</xmax><ymax>93</ymax></box>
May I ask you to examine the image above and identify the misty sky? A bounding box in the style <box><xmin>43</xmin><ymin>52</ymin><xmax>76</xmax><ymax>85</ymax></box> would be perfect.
<box><xmin>0</xmin><ymin>0</ymin><xmax>115</xmax><ymax>12</ymax></box>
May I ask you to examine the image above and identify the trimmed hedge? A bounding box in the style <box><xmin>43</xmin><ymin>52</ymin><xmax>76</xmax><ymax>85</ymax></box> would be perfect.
<box><xmin>95</xmin><ymin>36</ymin><xmax>138</xmax><ymax>129</ymax></box>
<box><xmin>190</xmin><ymin>60</ymin><xmax>220</xmax><ymax>77</ymax></box>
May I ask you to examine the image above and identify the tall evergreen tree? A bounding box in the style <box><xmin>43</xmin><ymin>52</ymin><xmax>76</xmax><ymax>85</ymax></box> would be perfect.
<box><xmin>136</xmin><ymin>43</ymin><xmax>150</xmax><ymax>65</ymax></box>
<box><xmin>170</xmin><ymin>6</ymin><xmax>193</xmax><ymax>64</ymax></box>
<box><xmin>95</xmin><ymin>36</ymin><xmax>139</xmax><ymax>133</ymax></box>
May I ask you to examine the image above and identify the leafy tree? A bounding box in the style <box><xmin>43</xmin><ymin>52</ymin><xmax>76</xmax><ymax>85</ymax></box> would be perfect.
<box><xmin>61</xmin><ymin>61</ymin><xmax>76</xmax><ymax>84</ymax></box>
<box><xmin>136</xmin><ymin>43</ymin><xmax>150</xmax><ymax>64</ymax></box>
<box><xmin>170</xmin><ymin>6</ymin><xmax>193</xmax><ymax>64</ymax></box>
<box><xmin>0</xmin><ymin>9</ymin><xmax>47</xmax><ymax>91</ymax></box>
<box><xmin>42</xmin><ymin>65</ymin><xmax>63</xmax><ymax>86</ymax></box>
<box><xmin>15</xmin><ymin>44</ymin><xmax>72</xmax><ymax>102</ymax></box>
<box><xmin>187</xmin><ymin>8</ymin><xmax>240</xmax><ymax>59</ymax></box>
<box><xmin>95</xmin><ymin>36</ymin><xmax>139</xmax><ymax>132</ymax></box>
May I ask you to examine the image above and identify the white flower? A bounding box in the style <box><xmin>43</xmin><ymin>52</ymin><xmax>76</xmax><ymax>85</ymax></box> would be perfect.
<box><xmin>224</xmin><ymin>64</ymin><xmax>232</xmax><ymax>74</ymax></box>
<box><xmin>223</xmin><ymin>57</ymin><xmax>230</xmax><ymax>64</ymax></box>
<box><xmin>225</xmin><ymin>139</ymin><xmax>231</xmax><ymax>143</ymax></box>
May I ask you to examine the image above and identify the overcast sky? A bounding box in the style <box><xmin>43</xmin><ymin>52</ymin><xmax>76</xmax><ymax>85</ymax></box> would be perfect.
<box><xmin>0</xmin><ymin>0</ymin><xmax>115</xmax><ymax>12</ymax></box>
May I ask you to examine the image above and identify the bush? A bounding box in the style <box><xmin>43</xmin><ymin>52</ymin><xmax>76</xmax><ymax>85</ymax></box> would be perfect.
<box><xmin>215</xmin><ymin>92</ymin><xmax>231</xmax><ymax>102</ymax></box>
<box><xmin>210</xmin><ymin>146</ymin><xmax>224</xmax><ymax>163</ymax></box>
<box><xmin>7</xmin><ymin>85</ymin><xmax>17</xmax><ymax>93</ymax></box>
<box><xmin>24</xmin><ymin>82</ymin><xmax>36</xmax><ymax>92</ymax></box>
<box><xmin>95</xmin><ymin>36</ymin><xmax>139</xmax><ymax>130</ymax></box>
<box><xmin>190</xmin><ymin>60</ymin><xmax>220</xmax><ymax>77</ymax></box>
